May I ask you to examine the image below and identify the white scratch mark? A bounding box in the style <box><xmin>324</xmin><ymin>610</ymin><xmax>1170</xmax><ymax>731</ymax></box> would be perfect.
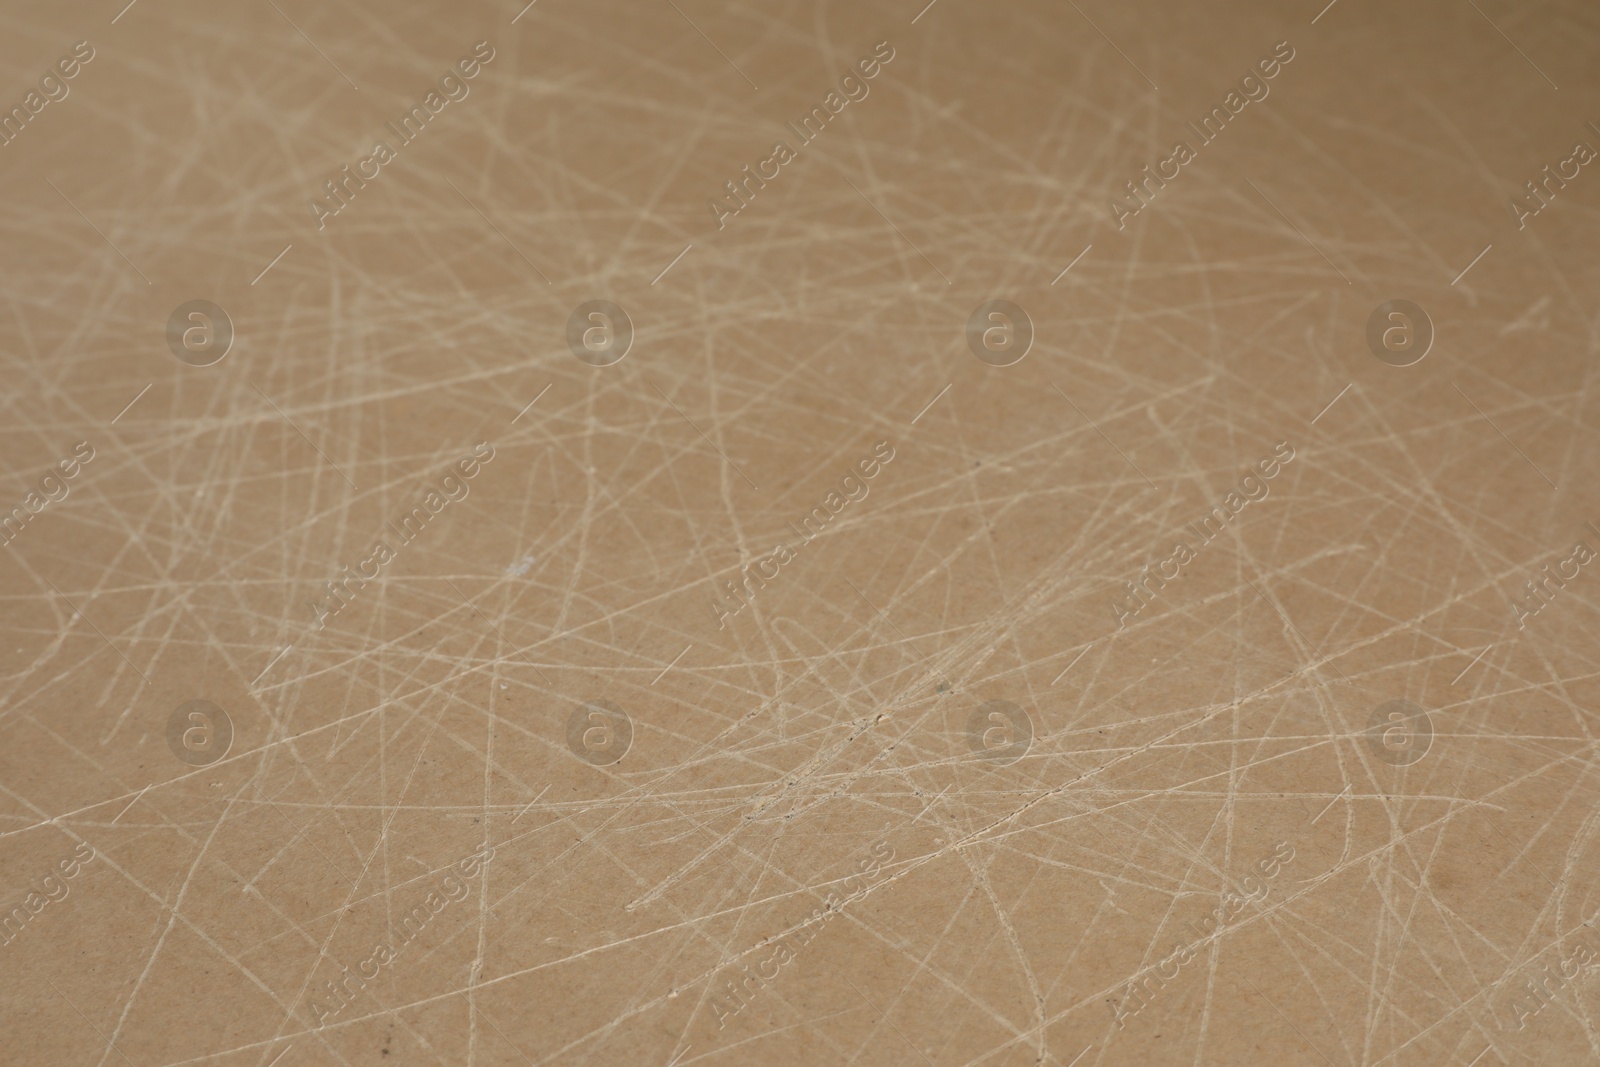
<box><xmin>651</xmin><ymin>243</ymin><xmax>693</xmax><ymax>285</ymax></box>
<box><xmin>911</xmin><ymin>383</ymin><xmax>952</xmax><ymax>425</ymax></box>
<box><xmin>110</xmin><ymin>784</ymin><xmax>150</xmax><ymax>825</ymax></box>
<box><xmin>1450</xmin><ymin>243</ymin><xmax>1492</xmax><ymax>286</ymax></box>
<box><xmin>110</xmin><ymin>384</ymin><xmax>152</xmax><ymax>425</ymax></box>
<box><xmin>1050</xmin><ymin>243</ymin><xmax>1092</xmax><ymax>284</ymax></box>
<box><xmin>250</xmin><ymin>243</ymin><xmax>293</xmax><ymax>285</ymax></box>
<box><xmin>1050</xmin><ymin>645</ymin><xmax>1092</xmax><ymax>686</ymax></box>
<box><xmin>1308</xmin><ymin>783</ymin><xmax>1350</xmax><ymax>826</ymax></box>
<box><xmin>251</xmin><ymin>643</ymin><xmax>295</xmax><ymax>689</ymax></box>
<box><xmin>651</xmin><ymin>644</ymin><xmax>692</xmax><ymax>685</ymax></box>
<box><xmin>1451</xmin><ymin>644</ymin><xmax>1494</xmax><ymax>686</ymax></box>
<box><xmin>1310</xmin><ymin>382</ymin><xmax>1352</xmax><ymax>425</ymax></box>
<box><xmin>513</xmin><ymin>382</ymin><xmax>552</xmax><ymax>423</ymax></box>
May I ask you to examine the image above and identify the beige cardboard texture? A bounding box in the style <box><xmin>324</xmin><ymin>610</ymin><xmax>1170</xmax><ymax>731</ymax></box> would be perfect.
<box><xmin>0</xmin><ymin>0</ymin><xmax>1597</xmax><ymax>1064</ymax></box>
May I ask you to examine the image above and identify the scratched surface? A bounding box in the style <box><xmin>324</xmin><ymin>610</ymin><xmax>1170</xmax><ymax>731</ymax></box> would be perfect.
<box><xmin>1</xmin><ymin>0</ymin><xmax>1599</xmax><ymax>1064</ymax></box>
